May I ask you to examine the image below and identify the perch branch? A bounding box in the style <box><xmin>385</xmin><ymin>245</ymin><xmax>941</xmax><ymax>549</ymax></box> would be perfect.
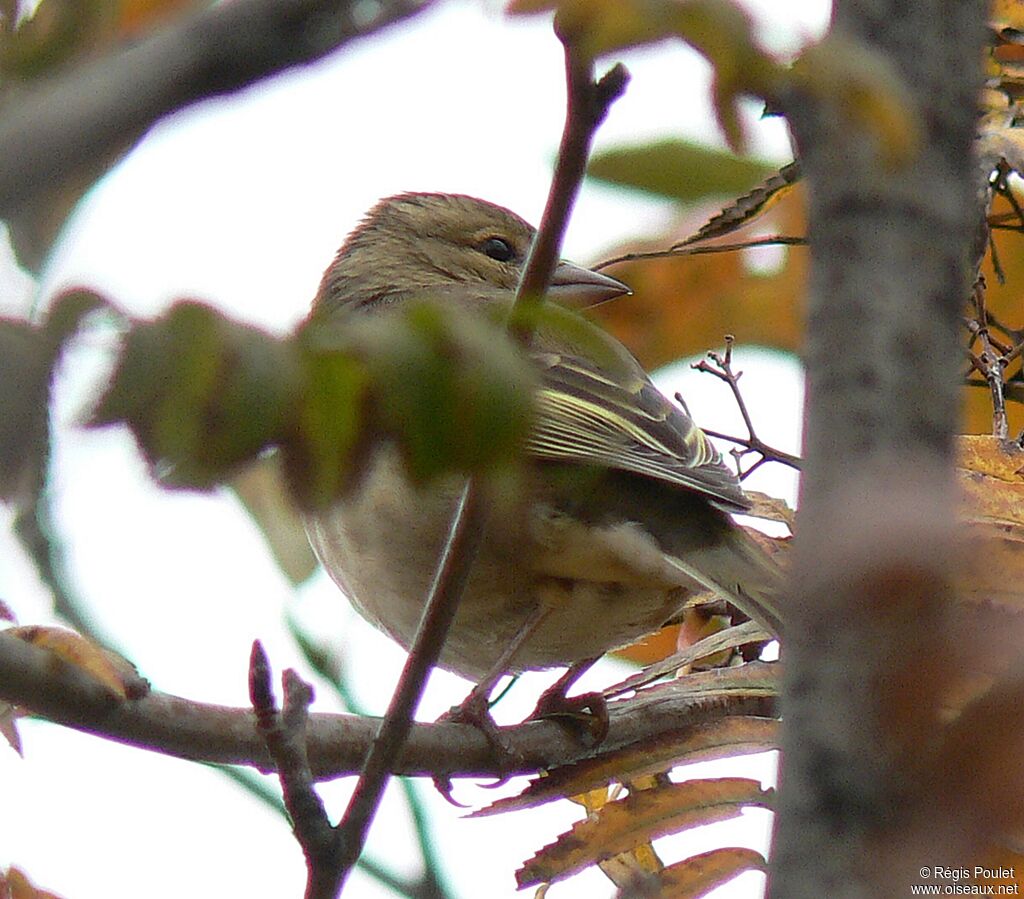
<box><xmin>0</xmin><ymin>630</ymin><xmax>775</xmax><ymax>779</ymax></box>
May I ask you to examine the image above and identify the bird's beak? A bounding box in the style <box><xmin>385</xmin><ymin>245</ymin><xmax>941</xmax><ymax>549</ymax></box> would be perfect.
<box><xmin>547</xmin><ymin>260</ymin><xmax>631</xmax><ymax>307</ymax></box>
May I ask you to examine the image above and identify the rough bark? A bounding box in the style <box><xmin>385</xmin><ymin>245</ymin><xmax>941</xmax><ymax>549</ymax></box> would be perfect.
<box><xmin>771</xmin><ymin>1</ymin><xmax>988</xmax><ymax>896</ymax></box>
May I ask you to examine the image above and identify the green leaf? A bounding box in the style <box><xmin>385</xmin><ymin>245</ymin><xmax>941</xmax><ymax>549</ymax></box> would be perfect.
<box><xmin>0</xmin><ymin>289</ymin><xmax>107</xmax><ymax>504</ymax></box>
<box><xmin>228</xmin><ymin>454</ymin><xmax>319</xmax><ymax>585</ymax></box>
<box><xmin>360</xmin><ymin>300</ymin><xmax>537</xmax><ymax>484</ymax></box>
<box><xmin>588</xmin><ymin>139</ymin><xmax>774</xmax><ymax>204</ymax></box>
<box><xmin>0</xmin><ymin>319</ymin><xmax>51</xmax><ymax>503</ymax></box>
<box><xmin>283</xmin><ymin>340</ymin><xmax>369</xmax><ymax>511</ymax></box>
<box><xmin>92</xmin><ymin>301</ymin><xmax>303</xmax><ymax>489</ymax></box>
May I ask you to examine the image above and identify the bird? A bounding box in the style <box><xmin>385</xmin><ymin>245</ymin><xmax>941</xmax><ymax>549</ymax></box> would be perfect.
<box><xmin>304</xmin><ymin>192</ymin><xmax>783</xmax><ymax>722</ymax></box>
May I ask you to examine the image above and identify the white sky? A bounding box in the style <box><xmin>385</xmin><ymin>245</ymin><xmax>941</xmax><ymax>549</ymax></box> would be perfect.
<box><xmin>0</xmin><ymin>1</ymin><xmax>825</xmax><ymax>897</ymax></box>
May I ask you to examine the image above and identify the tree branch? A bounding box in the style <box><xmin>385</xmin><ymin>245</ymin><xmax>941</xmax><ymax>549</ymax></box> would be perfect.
<box><xmin>0</xmin><ymin>631</ymin><xmax>775</xmax><ymax>780</ymax></box>
<box><xmin>0</xmin><ymin>0</ymin><xmax>431</xmax><ymax>216</ymax></box>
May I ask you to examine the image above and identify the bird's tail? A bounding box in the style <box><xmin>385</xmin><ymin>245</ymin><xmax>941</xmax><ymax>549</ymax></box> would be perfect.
<box><xmin>664</xmin><ymin>526</ymin><xmax>786</xmax><ymax>638</ymax></box>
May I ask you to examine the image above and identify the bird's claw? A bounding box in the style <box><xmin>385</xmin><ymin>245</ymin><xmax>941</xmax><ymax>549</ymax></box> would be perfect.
<box><xmin>431</xmin><ymin>692</ymin><xmax>522</xmax><ymax>803</ymax></box>
<box><xmin>531</xmin><ymin>688</ymin><xmax>610</xmax><ymax>746</ymax></box>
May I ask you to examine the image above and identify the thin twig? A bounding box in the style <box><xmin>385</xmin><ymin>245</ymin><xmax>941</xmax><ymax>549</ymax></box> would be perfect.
<box><xmin>332</xmin><ymin>484</ymin><xmax>487</xmax><ymax>890</ymax></box>
<box><xmin>593</xmin><ymin>234</ymin><xmax>806</xmax><ymax>273</ymax></box>
<box><xmin>328</xmin><ymin>43</ymin><xmax>629</xmax><ymax>893</ymax></box>
<box><xmin>966</xmin><ymin>279</ymin><xmax>1010</xmax><ymax>439</ymax></box>
<box><xmin>689</xmin><ymin>336</ymin><xmax>802</xmax><ymax>475</ymax></box>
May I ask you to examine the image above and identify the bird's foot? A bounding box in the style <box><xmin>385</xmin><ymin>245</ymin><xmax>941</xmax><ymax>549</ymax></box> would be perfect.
<box><xmin>432</xmin><ymin>689</ymin><xmax>521</xmax><ymax>804</ymax></box>
<box><xmin>530</xmin><ymin>684</ymin><xmax>609</xmax><ymax>746</ymax></box>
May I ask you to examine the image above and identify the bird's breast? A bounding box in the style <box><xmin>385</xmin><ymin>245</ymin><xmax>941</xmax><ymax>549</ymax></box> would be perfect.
<box><xmin>305</xmin><ymin>446</ymin><xmax>695</xmax><ymax>680</ymax></box>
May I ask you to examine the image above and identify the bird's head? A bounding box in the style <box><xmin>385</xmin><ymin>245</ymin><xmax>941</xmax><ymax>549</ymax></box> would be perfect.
<box><xmin>314</xmin><ymin>192</ymin><xmax>628</xmax><ymax>314</ymax></box>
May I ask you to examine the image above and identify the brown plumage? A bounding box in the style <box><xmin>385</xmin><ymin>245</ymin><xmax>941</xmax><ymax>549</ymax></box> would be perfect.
<box><xmin>305</xmin><ymin>193</ymin><xmax>783</xmax><ymax>683</ymax></box>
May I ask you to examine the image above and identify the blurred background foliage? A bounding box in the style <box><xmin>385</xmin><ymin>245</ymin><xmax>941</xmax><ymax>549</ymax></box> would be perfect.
<box><xmin>0</xmin><ymin>0</ymin><xmax>205</xmax><ymax>271</ymax></box>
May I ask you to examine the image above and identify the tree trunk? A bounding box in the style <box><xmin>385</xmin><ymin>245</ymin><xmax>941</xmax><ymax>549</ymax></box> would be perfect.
<box><xmin>771</xmin><ymin>1</ymin><xmax>988</xmax><ymax>896</ymax></box>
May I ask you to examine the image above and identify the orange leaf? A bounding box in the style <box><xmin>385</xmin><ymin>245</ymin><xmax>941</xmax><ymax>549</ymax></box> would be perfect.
<box><xmin>0</xmin><ymin>867</ymin><xmax>65</xmax><ymax>899</ymax></box>
<box><xmin>516</xmin><ymin>777</ymin><xmax>772</xmax><ymax>887</ymax></box>
<box><xmin>5</xmin><ymin>626</ymin><xmax>147</xmax><ymax>700</ymax></box>
<box><xmin>477</xmin><ymin>717</ymin><xmax>778</xmax><ymax>815</ymax></box>
<box><xmin>655</xmin><ymin>846</ymin><xmax>766</xmax><ymax>897</ymax></box>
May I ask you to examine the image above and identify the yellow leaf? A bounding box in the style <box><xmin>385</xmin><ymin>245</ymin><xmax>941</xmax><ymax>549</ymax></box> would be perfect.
<box><xmin>959</xmin><ymin>434</ymin><xmax>1024</xmax><ymax>490</ymax></box>
<box><xmin>677</xmin><ymin>608</ymin><xmax>736</xmax><ymax>670</ymax></box>
<box><xmin>507</xmin><ymin>0</ymin><xmax>782</xmax><ymax>152</ymax></box>
<box><xmin>990</xmin><ymin>0</ymin><xmax>1024</xmax><ymax>35</ymax></box>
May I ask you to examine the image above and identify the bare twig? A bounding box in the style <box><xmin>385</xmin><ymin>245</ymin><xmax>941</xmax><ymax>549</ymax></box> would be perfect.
<box><xmin>328</xmin><ymin>43</ymin><xmax>630</xmax><ymax>892</ymax></box>
<box><xmin>689</xmin><ymin>336</ymin><xmax>802</xmax><ymax>476</ymax></box>
<box><xmin>593</xmin><ymin>234</ymin><xmax>806</xmax><ymax>273</ymax></box>
<box><xmin>0</xmin><ymin>0</ymin><xmax>431</xmax><ymax>215</ymax></box>
<box><xmin>966</xmin><ymin>279</ymin><xmax>1010</xmax><ymax>439</ymax></box>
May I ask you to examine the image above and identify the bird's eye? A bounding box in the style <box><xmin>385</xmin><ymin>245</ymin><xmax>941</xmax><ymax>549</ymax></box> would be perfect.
<box><xmin>479</xmin><ymin>237</ymin><xmax>515</xmax><ymax>262</ymax></box>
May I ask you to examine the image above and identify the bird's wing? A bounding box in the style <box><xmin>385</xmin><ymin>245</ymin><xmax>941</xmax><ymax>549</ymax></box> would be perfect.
<box><xmin>529</xmin><ymin>349</ymin><xmax>750</xmax><ymax>512</ymax></box>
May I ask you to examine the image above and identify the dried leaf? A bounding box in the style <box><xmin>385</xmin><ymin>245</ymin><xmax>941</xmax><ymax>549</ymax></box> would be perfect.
<box><xmin>959</xmin><ymin>435</ymin><xmax>1024</xmax><ymax>495</ymax></box>
<box><xmin>0</xmin><ymin>866</ymin><xmax>65</xmax><ymax>899</ymax></box>
<box><xmin>740</xmin><ymin>490</ymin><xmax>796</xmax><ymax>530</ymax></box>
<box><xmin>609</xmin><ymin>621</ymin><xmax>773</xmax><ymax>697</ymax></box>
<box><xmin>790</xmin><ymin>33</ymin><xmax>920</xmax><ymax>169</ymax></box>
<box><xmin>475</xmin><ymin>716</ymin><xmax>779</xmax><ymax>816</ymax></box>
<box><xmin>956</xmin><ymin>436</ymin><xmax>1024</xmax><ymax>612</ymax></box>
<box><xmin>591</xmin><ymin>180</ymin><xmax>806</xmax><ymax>374</ymax></box>
<box><xmin>516</xmin><ymin>777</ymin><xmax>773</xmax><ymax>887</ymax></box>
<box><xmin>6</xmin><ymin>625</ymin><xmax>146</xmax><ymax>700</ymax></box>
<box><xmin>676</xmin><ymin>608</ymin><xmax>737</xmax><ymax>670</ymax></box>
<box><xmin>654</xmin><ymin>846</ymin><xmax>766</xmax><ymax>897</ymax></box>
<box><xmin>229</xmin><ymin>454</ymin><xmax>318</xmax><ymax>585</ymax></box>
